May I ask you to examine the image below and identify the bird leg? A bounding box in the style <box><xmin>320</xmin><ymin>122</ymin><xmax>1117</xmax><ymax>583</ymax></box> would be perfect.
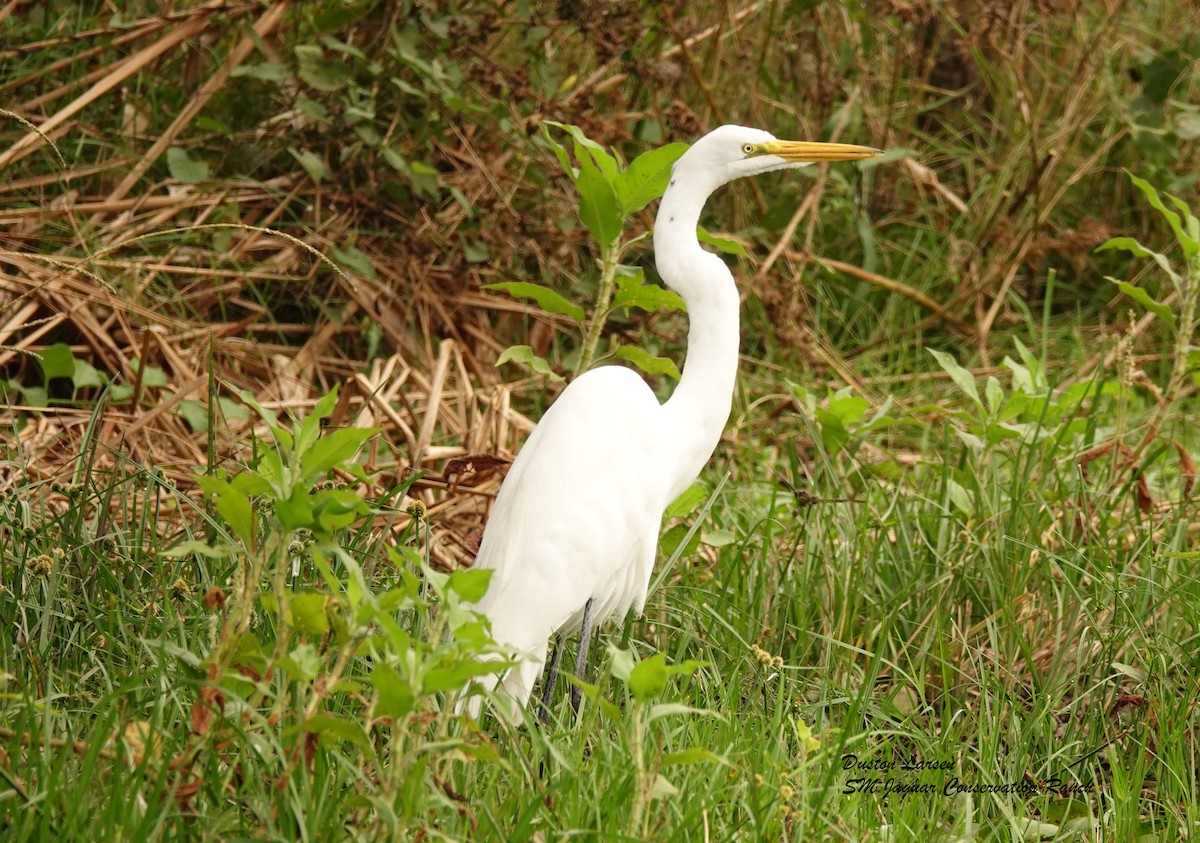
<box><xmin>539</xmin><ymin>633</ymin><xmax>563</xmax><ymax>725</ymax></box>
<box><xmin>570</xmin><ymin>597</ymin><xmax>595</xmax><ymax>716</ymax></box>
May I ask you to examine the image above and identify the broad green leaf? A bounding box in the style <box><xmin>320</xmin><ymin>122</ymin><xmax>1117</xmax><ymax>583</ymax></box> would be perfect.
<box><xmin>612</xmin><ymin>345</ymin><xmax>681</xmax><ymax>380</ymax></box>
<box><xmin>607</xmin><ymin>644</ymin><xmax>635</xmax><ymax>682</ymax></box>
<box><xmin>36</xmin><ymin>343</ymin><xmax>75</xmax><ymax>382</ymax></box>
<box><xmin>445</xmin><ymin>568</ymin><xmax>492</xmax><ymax>603</ymax></box>
<box><xmin>616</xmin><ymin>142</ymin><xmax>688</xmax><ymax>215</ymax></box>
<box><xmin>628</xmin><ymin>653</ymin><xmax>668</xmax><ymax>701</ymax></box>
<box><xmin>697</xmin><ymin>226</ymin><xmax>749</xmax><ymax>257</ymax></box>
<box><xmin>1106</xmin><ymin>277</ymin><xmax>1177</xmax><ymax>326</ymax></box>
<box><xmin>289</xmin><ymin>592</ymin><xmax>331</xmax><ymax>635</ymax></box>
<box><xmin>302</xmin><ymin>714</ymin><xmax>371</xmax><ymax>748</ymax></box>
<box><xmin>196</xmin><ymin>477</ymin><xmax>255</xmax><ymax>548</ymax></box>
<box><xmin>281</xmin><ymin>643</ymin><xmax>321</xmax><ymax>681</ymax></box>
<box><xmin>312</xmin><ymin>488</ymin><xmax>367</xmax><ymax>531</ymax></box>
<box><xmin>300</xmin><ymin>429</ymin><xmax>374</xmax><ymax>489</ymax></box>
<box><xmin>576</xmin><ymin>151</ymin><xmax>622</xmax><ymax>248</ymax></box>
<box><xmin>289</xmin><ymin>147</ymin><xmax>328</xmax><ymax>182</ymax></box>
<box><xmin>276</xmin><ymin>487</ymin><xmax>314</xmax><ymax>530</ymax></box>
<box><xmin>131</xmin><ymin>359</ymin><xmax>169</xmax><ymax>388</ymax></box>
<box><xmin>701</xmin><ymin>529</ymin><xmax>736</xmax><ymax>547</ymax></box>
<box><xmin>71</xmin><ymin>358</ymin><xmax>105</xmax><ymax>390</ymax></box>
<box><xmin>423</xmin><ymin>658</ymin><xmax>509</xmax><ymax>695</ymax></box>
<box><xmin>826</xmin><ymin>391</ymin><xmax>869</xmax><ymax>425</ymax></box>
<box><xmin>985</xmin><ymin>376</ymin><xmax>1003</xmax><ymax>415</ymax></box>
<box><xmin>300</xmin><ymin>427</ymin><xmax>377</xmax><ymax>486</ymax></box>
<box><xmin>612</xmin><ymin>283</ymin><xmax>685</xmax><ymax>313</ymax></box>
<box><xmin>665</xmin><ymin>481</ymin><xmax>708</xmax><ymax>518</ymax></box>
<box><xmin>495</xmin><ymin>345</ymin><xmax>564</xmax><ymax>382</ymax></box>
<box><xmin>928</xmin><ymin>348</ymin><xmax>981</xmax><ymax>406</ymax></box>
<box><xmin>231</xmin><ymin>62</ymin><xmax>288</xmax><ymax>81</ymax></box>
<box><xmin>332</xmin><ymin>246</ymin><xmax>376</xmax><ymax>281</ymax></box>
<box><xmin>166</xmin><ymin>147</ymin><xmax>209</xmax><ymax>184</ymax></box>
<box><xmin>485</xmin><ymin>281</ymin><xmax>586</xmax><ymax>323</ymax></box>
<box><xmin>945</xmin><ymin>478</ymin><xmax>972</xmax><ymax>515</ymax></box>
<box><xmin>294</xmin><ymin>44</ymin><xmax>349</xmax><ymax>92</ymax></box>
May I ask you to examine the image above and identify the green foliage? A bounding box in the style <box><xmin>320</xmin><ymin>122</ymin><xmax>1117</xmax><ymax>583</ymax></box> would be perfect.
<box><xmin>489</xmin><ymin>122</ymin><xmax>689</xmax><ymax>380</ymax></box>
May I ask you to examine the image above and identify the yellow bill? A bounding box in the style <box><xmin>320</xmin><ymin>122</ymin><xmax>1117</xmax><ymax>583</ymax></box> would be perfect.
<box><xmin>754</xmin><ymin>140</ymin><xmax>882</xmax><ymax>162</ymax></box>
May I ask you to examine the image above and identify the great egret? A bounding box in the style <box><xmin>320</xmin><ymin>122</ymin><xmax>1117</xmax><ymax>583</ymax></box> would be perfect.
<box><xmin>466</xmin><ymin>125</ymin><xmax>880</xmax><ymax>724</ymax></box>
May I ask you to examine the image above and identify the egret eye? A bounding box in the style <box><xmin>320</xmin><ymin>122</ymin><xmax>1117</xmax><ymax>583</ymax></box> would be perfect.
<box><xmin>742</xmin><ymin>143</ymin><xmax>755</xmax><ymax>155</ymax></box>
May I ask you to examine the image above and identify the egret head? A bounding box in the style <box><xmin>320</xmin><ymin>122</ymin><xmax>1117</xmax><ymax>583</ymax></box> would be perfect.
<box><xmin>680</xmin><ymin>124</ymin><xmax>881</xmax><ymax>189</ymax></box>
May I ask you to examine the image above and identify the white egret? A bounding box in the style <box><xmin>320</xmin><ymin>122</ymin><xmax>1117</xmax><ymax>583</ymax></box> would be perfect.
<box><xmin>466</xmin><ymin>125</ymin><xmax>880</xmax><ymax>724</ymax></box>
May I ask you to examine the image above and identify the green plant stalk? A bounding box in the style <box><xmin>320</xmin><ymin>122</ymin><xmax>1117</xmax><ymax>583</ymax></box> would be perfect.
<box><xmin>577</xmin><ymin>239</ymin><xmax>622</xmax><ymax>375</ymax></box>
<box><xmin>627</xmin><ymin>700</ymin><xmax>648</xmax><ymax>837</ymax></box>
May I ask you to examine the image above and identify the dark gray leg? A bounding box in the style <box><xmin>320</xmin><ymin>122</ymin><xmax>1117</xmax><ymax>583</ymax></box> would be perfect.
<box><xmin>570</xmin><ymin>597</ymin><xmax>595</xmax><ymax>716</ymax></box>
<box><xmin>539</xmin><ymin>633</ymin><xmax>563</xmax><ymax>724</ymax></box>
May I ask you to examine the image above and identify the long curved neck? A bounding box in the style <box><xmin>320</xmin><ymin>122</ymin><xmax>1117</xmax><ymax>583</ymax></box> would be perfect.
<box><xmin>653</xmin><ymin>172</ymin><xmax>741</xmax><ymax>500</ymax></box>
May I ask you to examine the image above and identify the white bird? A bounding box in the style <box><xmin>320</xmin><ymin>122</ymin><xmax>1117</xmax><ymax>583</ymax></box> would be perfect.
<box><xmin>466</xmin><ymin>125</ymin><xmax>880</xmax><ymax>724</ymax></box>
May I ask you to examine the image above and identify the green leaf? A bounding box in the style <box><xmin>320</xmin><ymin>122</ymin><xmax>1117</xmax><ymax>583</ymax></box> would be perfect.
<box><xmin>289</xmin><ymin>592</ymin><xmax>331</xmax><ymax>635</ymax></box>
<box><xmin>1127</xmin><ymin>172</ymin><xmax>1199</xmax><ymax>259</ymax></box>
<box><xmin>697</xmin><ymin>226</ymin><xmax>748</xmax><ymax>257</ymax></box>
<box><xmin>423</xmin><ymin>658</ymin><xmax>508</xmax><ymax>695</ymax></box>
<box><xmin>367</xmin><ymin>667</ymin><xmax>415</xmax><ymax>720</ymax></box>
<box><xmin>302</xmin><ymin>713</ymin><xmax>370</xmax><ymax>748</ymax></box>
<box><xmin>445</xmin><ymin>568</ymin><xmax>492</xmax><ymax>603</ymax></box>
<box><xmin>485</xmin><ymin>281</ymin><xmax>586</xmax><ymax>323</ymax></box>
<box><xmin>332</xmin><ymin>246</ymin><xmax>376</xmax><ymax>281</ymax></box>
<box><xmin>665</xmin><ymin>482</ymin><xmax>708</xmax><ymax>518</ymax></box>
<box><xmin>495</xmin><ymin>345</ymin><xmax>564</xmax><ymax>382</ymax></box>
<box><xmin>294</xmin><ymin>44</ymin><xmax>349</xmax><ymax>92</ymax></box>
<box><xmin>1097</xmin><ymin>236</ymin><xmax>1180</xmax><ymax>284</ymax></box>
<box><xmin>36</xmin><ymin>343</ymin><xmax>75</xmax><ymax>382</ymax></box>
<box><xmin>289</xmin><ymin>147</ymin><xmax>328</xmax><ymax>182</ymax></box>
<box><xmin>701</xmin><ymin>529</ymin><xmax>736</xmax><ymax>547</ymax></box>
<box><xmin>1106</xmin><ymin>277</ymin><xmax>1177</xmax><ymax>327</ymax></box>
<box><xmin>607</xmin><ymin>644</ymin><xmax>635</xmax><ymax>682</ymax></box>
<box><xmin>646</xmin><ymin>702</ymin><xmax>714</xmax><ymax>723</ymax></box>
<box><xmin>276</xmin><ymin>487</ymin><xmax>315</xmax><ymax>531</ymax></box>
<box><xmin>612</xmin><ymin>345</ymin><xmax>681</xmax><ymax>380</ymax></box>
<box><xmin>300</xmin><ymin>427</ymin><xmax>377</xmax><ymax>486</ymax></box>
<box><xmin>231</xmin><ymin>62</ymin><xmax>289</xmax><ymax>81</ymax></box>
<box><xmin>663</xmin><ymin>747</ymin><xmax>723</xmax><ymax>766</ymax></box>
<box><xmin>945</xmin><ymin>478</ymin><xmax>972</xmax><ymax>515</ymax></box>
<box><xmin>196</xmin><ymin>476</ymin><xmax>256</xmax><ymax>548</ymax></box>
<box><xmin>628</xmin><ymin>653</ymin><xmax>668</xmax><ymax>702</ymax></box>
<box><xmin>616</xmin><ymin>142</ymin><xmax>688</xmax><ymax>215</ymax></box>
<box><xmin>612</xmin><ymin>277</ymin><xmax>685</xmax><ymax>313</ymax></box>
<box><xmin>651</xmin><ymin>774</ymin><xmax>679</xmax><ymax>799</ymax></box>
<box><xmin>576</xmin><ymin>151</ymin><xmax>623</xmax><ymax>248</ymax></box>
<box><xmin>166</xmin><ymin>147</ymin><xmax>209</xmax><ymax>184</ymax></box>
<box><xmin>544</xmin><ymin>121</ymin><xmax>620</xmax><ymax>183</ymax></box>
<box><xmin>281</xmin><ymin>643</ymin><xmax>321</xmax><ymax>681</ymax></box>
<box><xmin>928</xmin><ymin>348</ymin><xmax>981</xmax><ymax>406</ymax></box>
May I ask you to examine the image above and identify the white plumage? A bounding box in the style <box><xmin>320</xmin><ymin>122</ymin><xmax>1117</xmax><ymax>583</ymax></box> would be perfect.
<box><xmin>465</xmin><ymin>126</ymin><xmax>880</xmax><ymax>723</ymax></box>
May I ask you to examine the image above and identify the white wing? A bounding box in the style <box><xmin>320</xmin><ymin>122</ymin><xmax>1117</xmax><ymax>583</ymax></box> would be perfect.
<box><xmin>469</xmin><ymin>365</ymin><xmax>671</xmax><ymax>715</ymax></box>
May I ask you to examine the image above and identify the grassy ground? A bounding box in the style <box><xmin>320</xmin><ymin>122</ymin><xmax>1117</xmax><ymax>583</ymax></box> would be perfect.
<box><xmin>2</xmin><ymin>1</ymin><xmax>1199</xmax><ymax>840</ymax></box>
